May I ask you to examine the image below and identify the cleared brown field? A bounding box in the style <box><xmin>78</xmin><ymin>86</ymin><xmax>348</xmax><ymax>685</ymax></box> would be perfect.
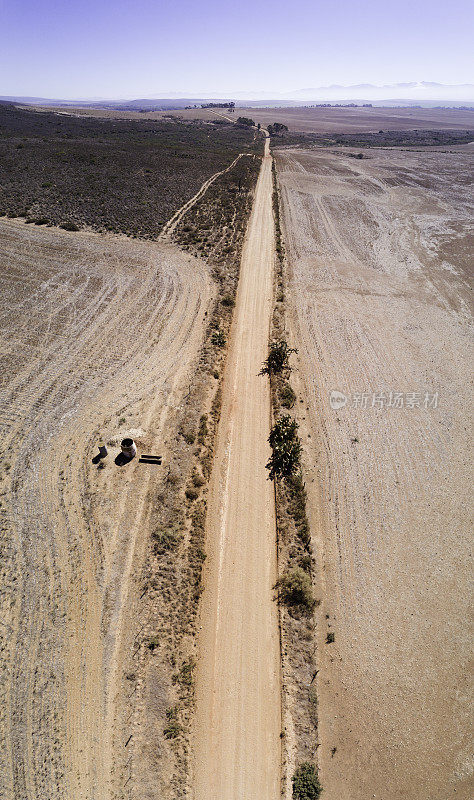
<box><xmin>243</xmin><ymin>106</ymin><xmax>474</xmax><ymax>133</ymax></box>
<box><xmin>0</xmin><ymin>219</ymin><xmax>213</xmax><ymax>799</ymax></box>
<box><xmin>275</xmin><ymin>146</ymin><xmax>473</xmax><ymax>799</ymax></box>
<box><xmin>25</xmin><ymin>103</ymin><xmax>474</xmax><ymax>132</ymax></box>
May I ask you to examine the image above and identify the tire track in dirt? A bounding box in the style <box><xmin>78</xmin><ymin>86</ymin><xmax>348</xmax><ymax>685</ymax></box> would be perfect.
<box><xmin>194</xmin><ymin>135</ymin><xmax>281</xmax><ymax>800</ymax></box>
<box><xmin>159</xmin><ymin>153</ymin><xmax>246</xmax><ymax>240</ymax></box>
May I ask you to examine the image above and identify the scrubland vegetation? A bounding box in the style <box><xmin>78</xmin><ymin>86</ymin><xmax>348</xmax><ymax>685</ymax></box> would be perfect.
<box><xmin>173</xmin><ymin>152</ymin><xmax>261</xmax><ymax>263</ymax></box>
<box><xmin>270</xmin><ymin>127</ymin><xmax>473</xmax><ymax>148</ymax></box>
<box><xmin>0</xmin><ymin>104</ymin><xmax>258</xmax><ymax>238</ymax></box>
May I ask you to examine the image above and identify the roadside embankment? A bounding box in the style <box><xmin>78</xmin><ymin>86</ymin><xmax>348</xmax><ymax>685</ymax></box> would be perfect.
<box><xmin>267</xmin><ymin>155</ymin><xmax>321</xmax><ymax>799</ymax></box>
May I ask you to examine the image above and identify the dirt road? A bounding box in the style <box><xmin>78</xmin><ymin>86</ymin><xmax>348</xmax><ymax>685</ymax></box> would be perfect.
<box><xmin>0</xmin><ymin>220</ymin><xmax>213</xmax><ymax>799</ymax></box>
<box><xmin>275</xmin><ymin>146</ymin><xmax>473</xmax><ymax>799</ymax></box>
<box><xmin>194</xmin><ymin>136</ymin><xmax>281</xmax><ymax>799</ymax></box>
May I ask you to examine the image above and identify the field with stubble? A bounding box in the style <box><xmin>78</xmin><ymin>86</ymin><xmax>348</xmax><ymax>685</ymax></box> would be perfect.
<box><xmin>0</xmin><ymin>219</ymin><xmax>213</xmax><ymax>799</ymax></box>
<box><xmin>275</xmin><ymin>144</ymin><xmax>473</xmax><ymax>799</ymax></box>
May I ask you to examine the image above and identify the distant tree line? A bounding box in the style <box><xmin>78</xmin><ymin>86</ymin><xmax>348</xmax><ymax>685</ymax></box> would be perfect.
<box><xmin>304</xmin><ymin>102</ymin><xmax>372</xmax><ymax>107</ymax></box>
<box><xmin>201</xmin><ymin>102</ymin><xmax>235</xmax><ymax>109</ymax></box>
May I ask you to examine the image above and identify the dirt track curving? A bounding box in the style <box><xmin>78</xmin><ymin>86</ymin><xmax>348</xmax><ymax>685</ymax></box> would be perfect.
<box><xmin>159</xmin><ymin>153</ymin><xmax>245</xmax><ymax>239</ymax></box>
<box><xmin>194</xmin><ymin>135</ymin><xmax>281</xmax><ymax>800</ymax></box>
<box><xmin>275</xmin><ymin>145</ymin><xmax>473</xmax><ymax>799</ymax></box>
<box><xmin>0</xmin><ymin>219</ymin><xmax>213</xmax><ymax>799</ymax></box>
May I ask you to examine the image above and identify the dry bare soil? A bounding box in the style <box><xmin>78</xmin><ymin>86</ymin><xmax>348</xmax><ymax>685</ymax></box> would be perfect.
<box><xmin>0</xmin><ymin>219</ymin><xmax>213</xmax><ymax>799</ymax></box>
<box><xmin>275</xmin><ymin>144</ymin><xmax>473</xmax><ymax>798</ymax></box>
<box><xmin>25</xmin><ymin>104</ymin><xmax>474</xmax><ymax>134</ymax></box>
<box><xmin>237</xmin><ymin>105</ymin><xmax>474</xmax><ymax>133</ymax></box>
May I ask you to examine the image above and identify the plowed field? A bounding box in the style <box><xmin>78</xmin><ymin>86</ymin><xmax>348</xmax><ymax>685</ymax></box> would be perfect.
<box><xmin>0</xmin><ymin>219</ymin><xmax>212</xmax><ymax>799</ymax></box>
<box><xmin>276</xmin><ymin>145</ymin><xmax>473</xmax><ymax>799</ymax></box>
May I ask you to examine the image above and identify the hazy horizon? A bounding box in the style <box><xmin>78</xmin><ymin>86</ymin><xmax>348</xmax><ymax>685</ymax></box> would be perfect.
<box><xmin>3</xmin><ymin>81</ymin><xmax>474</xmax><ymax>105</ymax></box>
<box><xmin>1</xmin><ymin>0</ymin><xmax>473</xmax><ymax>100</ymax></box>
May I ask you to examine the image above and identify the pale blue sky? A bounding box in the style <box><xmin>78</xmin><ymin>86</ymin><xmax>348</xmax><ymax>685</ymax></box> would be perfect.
<box><xmin>1</xmin><ymin>0</ymin><xmax>473</xmax><ymax>99</ymax></box>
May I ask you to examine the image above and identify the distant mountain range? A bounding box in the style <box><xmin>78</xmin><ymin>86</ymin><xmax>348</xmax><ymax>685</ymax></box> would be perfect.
<box><xmin>2</xmin><ymin>82</ymin><xmax>474</xmax><ymax>110</ymax></box>
<box><xmin>278</xmin><ymin>81</ymin><xmax>474</xmax><ymax>103</ymax></box>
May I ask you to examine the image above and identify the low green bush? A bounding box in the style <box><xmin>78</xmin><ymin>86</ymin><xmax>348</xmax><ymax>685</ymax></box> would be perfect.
<box><xmin>197</xmin><ymin>414</ymin><xmax>208</xmax><ymax>444</ymax></box>
<box><xmin>211</xmin><ymin>329</ymin><xmax>226</xmax><ymax>347</ymax></box>
<box><xmin>276</xmin><ymin>567</ymin><xmax>314</xmax><ymax>609</ymax></box>
<box><xmin>308</xmin><ymin>685</ymin><xmax>318</xmax><ymax>727</ymax></box>
<box><xmin>181</xmin><ymin>428</ymin><xmax>195</xmax><ymax>445</ymax></box>
<box><xmin>163</xmin><ymin>720</ymin><xmax>182</xmax><ymax>739</ymax></box>
<box><xmin>285</xmin><ymin>473</ymin><xmax>311</xmax><ymax>547</ymax></box>
<box><xmin>292</xmin><ymin>763</ymin><xmax>322</xmax><ymax>799</ymax></box>
<box><xmin>185</xmin><ymin>486</ymin><xmax>199</xmax><ymax>501</ymax></box>
<box><xmin>172</xmin><ymin>658</ymin><xmax>195</xmax><ymax>687</ymax></box>
<box><xmin>152</xmin><ymin>527</ymin><xmax>181</xmax><ymax>554</ymax></box>
<box><xmin>260</xmin><ymin>340</ymin><xmax>297</xmax><ymax>376</ymax></box>
<box><xmin>60</xmin><ymin>221</ymin><xmax>80</xmax><ymax>231</ymax></box>
<box><xmin>267</xmin><ymin>415</ymin><xmax>301</xmax><ymax>479</ymax></box>
<box><xmin>280</xmin><ymin>382</ymin><xmax>296</xmax><ymax>408</ymax></box>
<box><xmin>298</xmin><ymin>553</ymin><xmax>312</xmax><ymax>572</ymax></box>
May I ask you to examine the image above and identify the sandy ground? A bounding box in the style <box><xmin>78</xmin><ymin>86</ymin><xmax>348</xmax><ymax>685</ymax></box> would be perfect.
<box><xmin>275</xmin><ymin>146</ymin><xmax>473</xmax><ymax>799</ymax></box>
<box><xmin>194</xmin><ymin>136</ymin><xmax>281</xmax><ymax>799</ymax></box>
<box><xmin>25</xmin><ymin>104</ymin><xmax>474</xmax><ymax>133</ymax></box>
<box><xmin>0</xmin><ymin>219</ymin><xmax>213</xmax><ymax>799</ymax></box>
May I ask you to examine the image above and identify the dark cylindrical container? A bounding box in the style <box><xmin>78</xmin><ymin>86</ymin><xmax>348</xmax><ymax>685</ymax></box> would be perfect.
<box><xmin>121</xmin><ymin>438</ymin><xmax>137</xmax><ymax>459</ymax></box>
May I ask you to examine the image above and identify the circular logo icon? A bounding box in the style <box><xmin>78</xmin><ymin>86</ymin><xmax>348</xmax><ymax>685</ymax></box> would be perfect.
<box><xmin>330</xmin><ymin>391</ymin><xmax>347</xmax><ymax>410</ymax></box>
